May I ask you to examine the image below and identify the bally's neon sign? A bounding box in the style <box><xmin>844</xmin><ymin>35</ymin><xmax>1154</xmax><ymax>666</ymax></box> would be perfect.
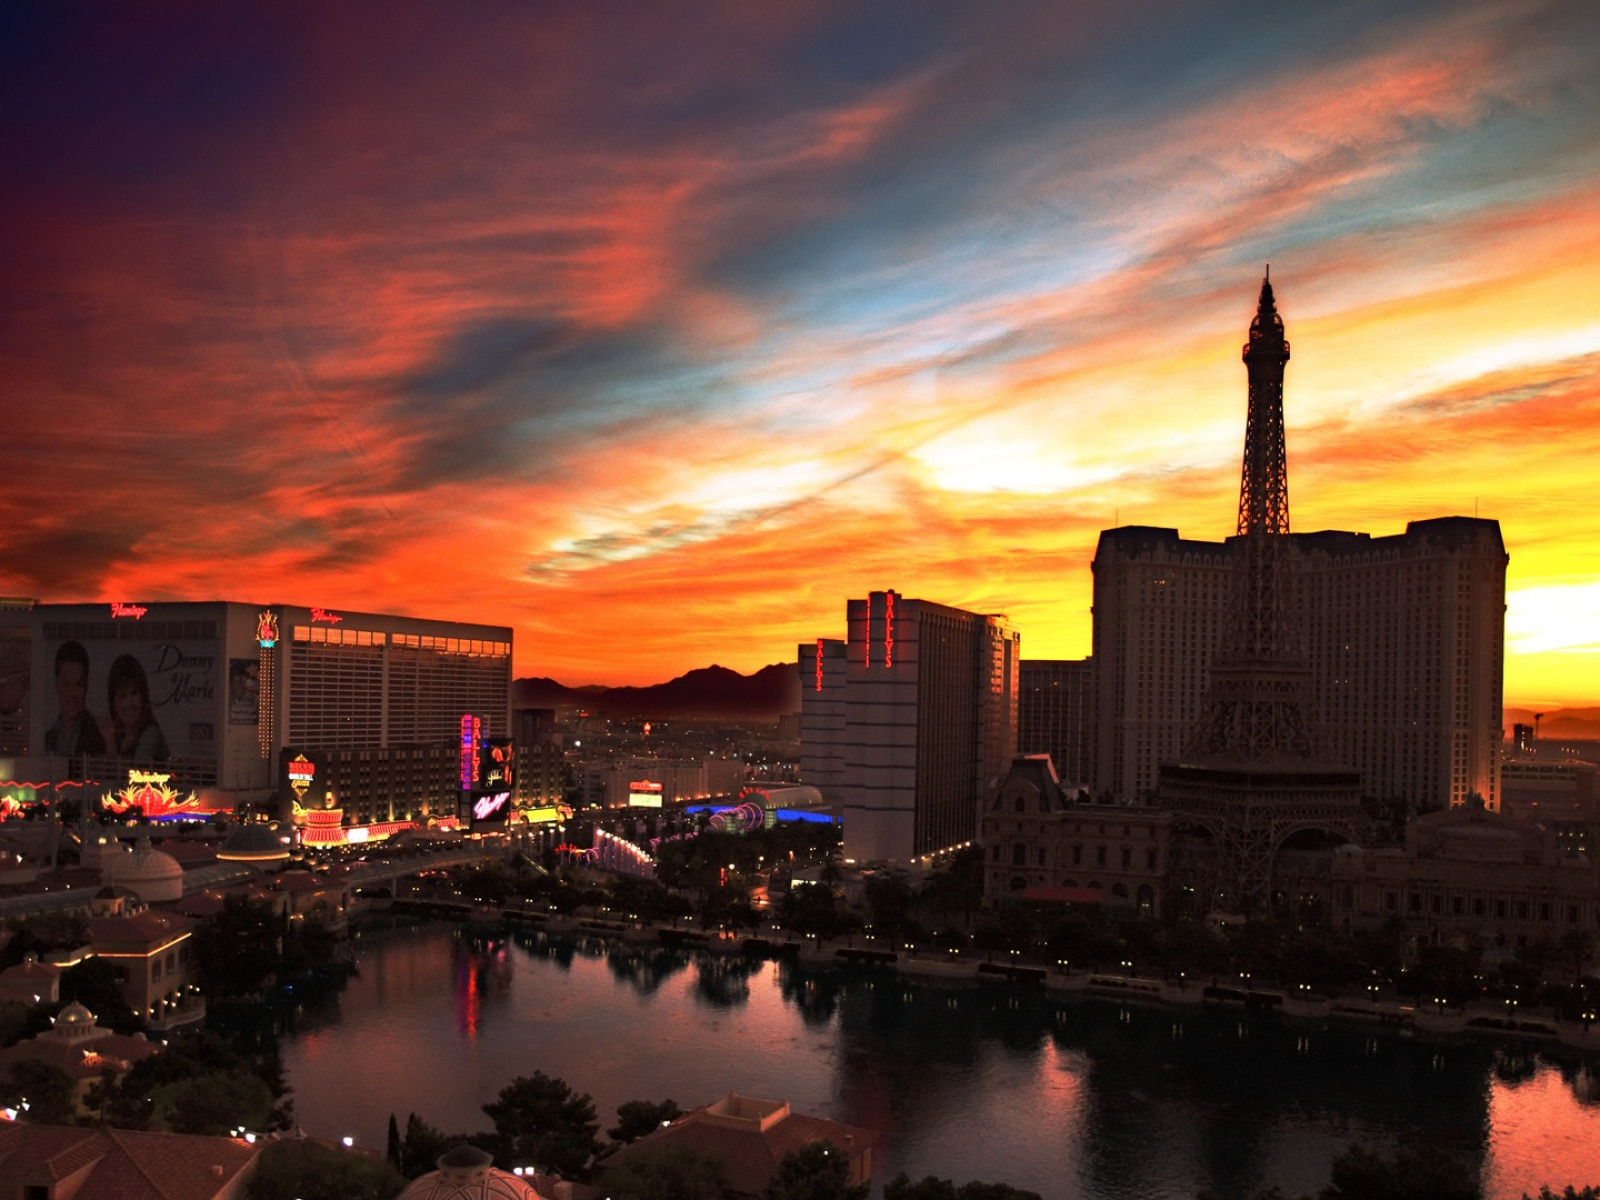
<box><xmin>287</xmin><ymin>755</ymin><xmax>316</xmax><ymax>799</ymax></box>
<box><xmin>459</xmin><ymin>715</ymin><xmax>480</xmax><ymax>791</ymax></box>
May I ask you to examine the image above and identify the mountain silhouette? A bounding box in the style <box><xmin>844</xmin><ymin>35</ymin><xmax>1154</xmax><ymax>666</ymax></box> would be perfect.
<box><xmin>514</xmin><ymin>663</ymin><xmax>800</xmax><ymax>718</ymax></box>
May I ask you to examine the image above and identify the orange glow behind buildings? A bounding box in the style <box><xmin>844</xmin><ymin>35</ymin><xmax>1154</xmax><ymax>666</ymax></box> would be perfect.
<box><xmin>2</xmin><ymin>4</ymin><xmax>1597</xmax><ymax>705</ymax></box>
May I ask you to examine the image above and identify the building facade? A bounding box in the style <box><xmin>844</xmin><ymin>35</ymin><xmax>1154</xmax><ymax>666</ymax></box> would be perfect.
<box><xmin>1018</xmin><ymin>658</ymin><xmax>1093</xmax><ymax>787</ymax></box>
<box><xmin>797</xmin><ymin>638</ymin><xmax>848</xmax><ymax>798</ymax></box>
<box><xmin>1329</xmin><ymin>803</ymin><xmax>1599</xmax><ymax>948</ymax></box>
<box><xmin>2</xmin><ymin>600</ymin><xmax>511</xmax><ymax>831</ymax></box>
<box><xmin>1092</xmin><ymin>518</ymin><xmax>1506</xmax><ymax>812</ymax></box>
<box><xmin>980</xmin><ymin>754</ymin><xmax>1169</xmax><ymax>914</ymax></box>
<box><xmin>804</xmin><ymin>591</ymin><xmax>1018</xmax><ymax>864</ymax></box>
<box><xmin>512</xmin><ymin>707</ymin><xmax>566</xmax><ymax>812</ymax></box>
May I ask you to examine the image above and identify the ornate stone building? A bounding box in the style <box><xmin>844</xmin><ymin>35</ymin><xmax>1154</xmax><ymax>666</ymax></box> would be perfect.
<box><xmin>981</xmin><ymin>754</ymin><xmax>1169</xmax><ymax>915</ymax></box>
<box><xmin>1330</xmin><ymin>802</ymin><xmax>1599</xmax><ymax>949</ymax></box>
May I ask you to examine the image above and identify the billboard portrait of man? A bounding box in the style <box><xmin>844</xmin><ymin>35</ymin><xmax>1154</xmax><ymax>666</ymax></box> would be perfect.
<box><xmin>228</xmin><ymin>659</ymin><xmax>259</xmax><ymax>725</ymax></box>
<box><xmin>43</xmin><ymin>640</ymin><xmax>107</xmax><ymax>756</ymax></box>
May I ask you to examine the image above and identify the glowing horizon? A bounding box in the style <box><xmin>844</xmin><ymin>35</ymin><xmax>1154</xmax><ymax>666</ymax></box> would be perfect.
<box><xmin>2</xmin><ymin>2</ymin><xmax>1598</xmax><ymax>706</ymax></box>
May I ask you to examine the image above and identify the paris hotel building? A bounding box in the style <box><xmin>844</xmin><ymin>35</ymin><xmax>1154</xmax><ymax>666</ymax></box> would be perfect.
<box><xmin>1089</xmin><ymin>516</ymin><xmax>1507</xmax><ymax>813</ymax></box>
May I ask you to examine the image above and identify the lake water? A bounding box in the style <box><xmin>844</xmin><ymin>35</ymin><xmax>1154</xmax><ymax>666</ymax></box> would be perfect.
<box><xmin>278</xmin><ymin>920</ymin><xmax>1600</xmax><ymax>1199</ymax></box>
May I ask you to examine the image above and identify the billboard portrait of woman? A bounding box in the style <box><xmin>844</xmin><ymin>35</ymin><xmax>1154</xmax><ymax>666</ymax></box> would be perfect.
<box><xmin>108</xmin><ymin>654</ymin><xmax>170</xmax><ymax>762</ymax></box>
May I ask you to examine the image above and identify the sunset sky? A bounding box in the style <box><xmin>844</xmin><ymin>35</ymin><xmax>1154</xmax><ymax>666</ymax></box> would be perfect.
<box><xmin>3</xmin><ymin>1</ymin><xmax>1598</xmax><ymax>705</ymax></box>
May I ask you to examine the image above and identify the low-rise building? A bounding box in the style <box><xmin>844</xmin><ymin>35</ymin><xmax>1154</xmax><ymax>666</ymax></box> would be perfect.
<box><xmin>86</xmin><ymin>891</ymin><xmax>199</xmax><ymax>1027</ymax></box>
<box><xmin>0</xmin><ymin>1003</ymin><xmax>159</xmax><ymax>1109</ymax></box>
<box><xmin>1330</xmin><ymin>802</ymin><xmax>1600</xmax><ymax>950</ymax></box>
<box><xmin>611</xmin><ymin>1092</ymin><xmax>877</xmax><ymax>1200</ymax></box>
<box><xmin>981</xmin><ymin>754</ymin><xmax>1170</xmax><ymax>915</ymax></box>
<box><xmin>0</xmin><ymin>954</ymin><xmax>61</xmax><ymax>1008</ymax></box>
<box><xmin>1500</xmin><ymin>758</ymin><xmax>1600</xmax><ymax>857</ymax></box>
<box><xmin>0</xmin><ymin>1121</ymin><xmax>259</xmax><ymax>1199</ymax></box>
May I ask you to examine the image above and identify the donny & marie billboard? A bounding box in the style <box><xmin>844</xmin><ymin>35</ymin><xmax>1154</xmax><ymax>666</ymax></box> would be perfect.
<box><xmin>31</xmin><ymin>602</ymin><xmax>228</xmax><ymax>767</ymax></box>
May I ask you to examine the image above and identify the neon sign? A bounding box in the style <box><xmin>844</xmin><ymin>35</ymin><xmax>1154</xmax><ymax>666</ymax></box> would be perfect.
<box><xmin>628</xmin><ymin>780</ymin><xmax>664</xmax><ymax>808</ymax></box>
<box><xmin>256</xmin><ymin>611</ymin><xmax>279</xmax><ymax>648</ymax></box>
<box><xmin>299</xmin><ymin>807</ymin><xmax>345</xmax><ymax>846</ymax></box>
<box><xmin>310</xmin><ymin>608</ymin><xmax>342</xmax><ymax>625</ymax></box>
<box><xmin>815</xmin><ymin>639</ymin><xmax>824</xmax><ymax>692</ymax></box>
<box><xmin>884</xmin><ymin>591</ymin><xmax>895</xmax><ymax>668</ymax></box>
<box><xmin>482</xmin><ymin>740</ymin><xmax>513</xmax><ymax>787</ymax></box>
<box><xmin>110</xmin><ymin>603</ymin><xmax>147</xmax><ymax>620</ymax></box>
<box><xmin>106</xmin><ymin>770</ymin><xmax>213</xmax><ymax>820</ymax></box>
<box><xmin>287</xmin><ymin>754</ymin><xmax>315</xmax><ymax>800</ymax></box>
<box><xmin>459</xmin><ymin>715</ymin><xmax>480</xmax><ymax>790</ymax></box>
<box><xmin>473</xmin><ymin>791</ymin><xmax>511</xmax><ymax>821</ymax></box>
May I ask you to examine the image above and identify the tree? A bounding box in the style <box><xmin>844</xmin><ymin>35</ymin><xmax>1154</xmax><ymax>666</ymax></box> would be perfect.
<box><xmin>919</xmin><ymin>846</ymin><xmax>985</xmax><ymax>930</ymax></box>
<box><xmin>244</xmin><ymin>1139</ymin><xmax>406</xmax><ymax>1200</ymax></box>
<box><xmin>59</xmin><ymin>957</ymin><xmax>141</xmax><ymax>1032</ymax></box>
<box><xmin>1319</xmin><ymin>1143</ymin><xmax>1479</xmax><ymax>1200</ymax></box>
<box><xmin>0</xmin><ymin>913</ymin><xmax>89</xmax><ymax>970</ymax></box>
<box><xmin>763</xmin><ymin>1140</ymin><xmax>868</xmax><ymax>1200</ymax></box>
<box><xmin>481</xmin><ymin>1071</ymin><xmax>602</xmax><ymax>1179</ymax></box>
<box><xmin>778</xmin><ymin>885</ymin><xmax>855</xmax><ymax>940</ymax></box>
<box><xmin>103</xmin><ymin>1028</ymin><xmax>287</xmax><ymax>1132</ymax></box>
<box><xmin>885</xmin><ymin>1173</ymin><xmax>1044</xmax><ymax>1200</ymax></box>
<box><xmin>0</xmin><ymin>1000</ymin><xmax>37</xmax><ymax>1049</ymax></box>
<box><xmin>159</xmin><ymin>1068</ymin><xmax>276</xmax><ymax>1136</ymax></box>
<box><xmin>597</xmin><ymin>1142</ymin><xmax>729</xmax><ymax>1200</ymax></box>
<box><xmin>864</xmin><ymin>874</ymin><xmax>913</xmax><ymax>939</ymax></box>
<box><xmin>395</xmin><ymin>1112</ymin><xmax>470</xmax><ymax>1179</ymax></box>
<box><xmin>886</xmin><ymin>1177</ymin><xmax>958</xmax><ymax>1200</ymax></box>
<box><xmin>609</xmin><ymin>1098</ymin><xmax>683</xmax><ymax>1145</ymax></box>
<box><xmin>191</xmin><ymin>896</ymin><xmax>285</xmax><ymax>997</ymax></box>
<box><xmin>0</xmin><ymin>1059</ymin><xmax>78</xmax><ymax>1125</ymax></box>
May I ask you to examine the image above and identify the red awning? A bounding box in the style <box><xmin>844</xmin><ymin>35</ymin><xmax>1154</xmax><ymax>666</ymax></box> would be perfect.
<box><xmin>1018</xmin><ymin>886</ymin><xmax>1108</xmax><ymax>904</ymax></box>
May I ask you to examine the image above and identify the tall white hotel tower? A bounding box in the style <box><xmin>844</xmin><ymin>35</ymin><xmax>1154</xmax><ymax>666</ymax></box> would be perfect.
<box><xmin>801</xmin><ymin>591</ymin><xmax>1018</xmax><ymax>864</ymax></box>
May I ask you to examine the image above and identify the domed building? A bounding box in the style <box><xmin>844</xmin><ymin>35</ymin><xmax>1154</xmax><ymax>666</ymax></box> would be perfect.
<box><xmin>0</xmin><ymin>1000</ymin><xmax>159</xmax><ymax>1109</ymax></box>
<box><xmin>217</xmin><ymin>822</ymin><xmax>292</xmax><ymax>869</ymax></box>
<box><xmin>395</xmin><ymin>1144</ymin><xmax>552</xmax><ymax>1200</ymax></box>
<box><xmin>101</xmin><ymin>836</ymin><xmax>184</xmax><ymax>903</ymax></box>
<box><xmin>1330</xmin><ymin>800</ymin><xmax>1599</xmax><ymax>945</ymax></box>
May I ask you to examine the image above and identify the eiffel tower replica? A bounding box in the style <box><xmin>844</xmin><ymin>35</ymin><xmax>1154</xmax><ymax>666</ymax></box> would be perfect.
<box><xmin>1159</xmin><ymin>270</ymin><xmax>1364</xmax><ymax>915</ymax></box>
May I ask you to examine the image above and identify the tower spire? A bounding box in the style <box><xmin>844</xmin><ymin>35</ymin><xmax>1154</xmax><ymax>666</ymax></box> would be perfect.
<box><xmin>1238</xmin><ymin>268</ymin><xmax>1290</xmax><ymax>537</ymax></box>
<box><xmin>1187</xmin><ymin>272</ymin><xmax>1315</xmax><ymax>760</ymax></box>
<box><xmin>1160</xmin><ymin>271</ymin><xmax>1365</xmax><ymax>916</ymax></box>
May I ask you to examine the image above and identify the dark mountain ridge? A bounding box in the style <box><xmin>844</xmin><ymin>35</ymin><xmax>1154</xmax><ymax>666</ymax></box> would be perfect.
<box><xmin>514</xmin><ymin>662</ymin><xmax>801</xmax><ymax>718</ymax></box>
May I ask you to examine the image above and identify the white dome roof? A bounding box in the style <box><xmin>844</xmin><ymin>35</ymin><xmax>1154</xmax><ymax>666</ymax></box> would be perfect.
<box><xmin>55</xmin><ymin>1001</ymin><xmax>95</xmax><ymax>1027</ymax></box>
<box><xmin>395</xmin><ymin>1146</ymin><xmax>545</xmax><ymax>1200</ymax></box>
<box><xmin>104</xmin><ymin>837</ymin><xmax>184</xmax><ymax>901</ymax></box>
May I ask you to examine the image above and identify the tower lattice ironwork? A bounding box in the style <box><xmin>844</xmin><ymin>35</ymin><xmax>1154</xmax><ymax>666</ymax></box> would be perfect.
<box><xmin>1187</xmin><ymin>270</ymin><xmax>1318</xmax><ymax>761</ymax></box>
<box><xmin>1161</xmin><ymin>271</ymin><xmax>1364</xmax><ymax>914</ymax></box>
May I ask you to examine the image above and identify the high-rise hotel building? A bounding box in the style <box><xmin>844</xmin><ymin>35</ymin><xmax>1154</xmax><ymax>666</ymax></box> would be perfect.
<box><xmin>2</xmin><ymin>600</ymin><xmax>511</xmax><ymax>829</ymax></box>
<box><xmin>1017</xmin><ymin>658</ymin><xmax>1093</xmax><ymax>787</ymax></box>
<box><xmin>801</xmin><ymin>591</ymin><xmax>1019</xmax><ymax>864</ymax></box>
<box><xmin>1091</xmin><ymin>517</ymin><xmax>1506</xmax><ymax>812</ymax></box>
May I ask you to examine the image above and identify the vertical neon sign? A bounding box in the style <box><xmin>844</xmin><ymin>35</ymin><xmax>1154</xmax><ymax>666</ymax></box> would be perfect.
<box><xmin>257</xmin><ymin>611</ymin><xmax>279</xmax><ymax>759</ymax></box>
<box><xmin>815</xmin><ymin>639</ymin><xmax>824</xmax><ymax>692</ymax></box>
<box><xmin>884</xmin><ymin>591</ymin><xmax>895</xmax><ymax>668</ymax></box>
<box><xmin>459</xmin><ymin>714</ymin><xmax>480</xmax><ymax>791</ymax></box>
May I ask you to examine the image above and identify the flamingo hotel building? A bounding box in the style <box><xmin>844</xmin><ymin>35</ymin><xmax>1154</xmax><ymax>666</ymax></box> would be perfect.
<box><xmin>0</xmin><ymin>600</ymin><xmax>512</xmax><ymax>837</ymax></box>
